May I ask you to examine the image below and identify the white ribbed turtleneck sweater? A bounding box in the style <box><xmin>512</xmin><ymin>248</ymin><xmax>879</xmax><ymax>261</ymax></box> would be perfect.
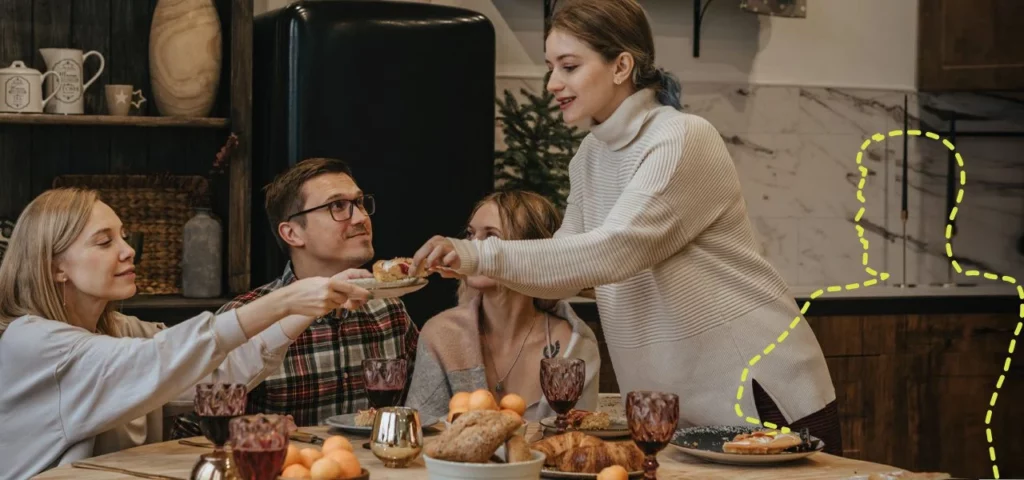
<box><xmin>450</xmin><ymin>88</ymin><xmax>836</xmax><ymax>426</ymax></box>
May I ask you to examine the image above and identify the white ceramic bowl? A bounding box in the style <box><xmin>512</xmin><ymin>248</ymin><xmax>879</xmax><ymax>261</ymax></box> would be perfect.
<box><xmin>423</xmin><ymin>450</ymin><xmax>546</xmax><ymax>480</ymax></box>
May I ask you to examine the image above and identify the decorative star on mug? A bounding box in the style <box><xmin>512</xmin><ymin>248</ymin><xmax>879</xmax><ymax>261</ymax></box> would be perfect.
<box><xmin>114</xmin><ymin>91</ymin><xmax>129</xmax><ymax>105</ymax></box>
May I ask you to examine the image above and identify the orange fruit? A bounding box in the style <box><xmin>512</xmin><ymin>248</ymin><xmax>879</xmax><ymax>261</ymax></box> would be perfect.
<box><xmin>321</xmin><ymin>435</ymin><xmax>353</xmax><ymax>453</ymax></box>
<box><xmin>597</xmin><ymin>465</ymin><xmax>629</xmax><ymax>480</ymax></box>
<box><xmin>281</xmin><ymin>463</ymin><xmax>311</xmax><ymax>479</ymax></box>
<box><xmin>447</xmin><ymin>407</ymin><xmax>468</xmax><ymax>423</ymax></box>
<box><xmin>283</xmin><ymin>444</ymin><xmax>302</xmax><ymax>468</ymax></box>
<box><xmin>449</xmin><ymin>391</ymin><xmax>471</xmax><ymax>410</ymax></box>
<box><xmin>325</xmin><ymin>448</ymin><xmax>362</xmax><ymax>478</ymax></box>
<box><xmin>298</xmin><ymin>447</ymin><xmax>323</xmax><ymax>469</ymax></box>
<box><xmin>499</xmin><ymin>409</ymin><xmax>523</xmax><ymax>423</ymax></box>
<box><xmin>468</xmin><ymin>389</ymin><xmax>498</xmax><ymax>411</ymax></box>
<box><xmin>499</xmin><ymin>393</ymin><xmax>527</xmax><ymax>416</ymax></box>
<box><xmin>309</xmin><ymin>457</ymin><xmax>343</xmax><ymax>480</ymax></box>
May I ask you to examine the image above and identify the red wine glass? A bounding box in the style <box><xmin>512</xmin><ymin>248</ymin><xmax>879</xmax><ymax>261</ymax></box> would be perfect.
<box><xmin>626</xmin><ymin>391</ymin><xmax>679</xmax><ymax>480</ymax></box>
<box><xmin>229</xmin><ymin>414</ymin><xmax>294</xmax><ymax>480</ymax></box>
<box><xmin>539</xmin><ymin>358</ymin><xmax>585</xmax><ymax>434</ymax></box>
<box><xmin>194</xmin><ymin>383</ymin><xmax>247</xmax><ymax>453</ymax></box>
<box><xmin>362</xmin><ymin>358</ymin><xmax>408</xmax><ymax>409</ymax></box>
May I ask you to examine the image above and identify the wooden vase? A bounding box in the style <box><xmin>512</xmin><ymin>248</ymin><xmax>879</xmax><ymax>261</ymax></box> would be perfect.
<box><xmin>149</xmin><ymin>0</ymin><xmax>222</xmax><ymax>117</ymax></box>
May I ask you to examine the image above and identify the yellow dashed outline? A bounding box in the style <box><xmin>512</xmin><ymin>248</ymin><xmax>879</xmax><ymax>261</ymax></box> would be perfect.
<box><xmin>732</xmin><ymin>130</ymin><xmax>1020</xmax><ymax>479</ymax></box>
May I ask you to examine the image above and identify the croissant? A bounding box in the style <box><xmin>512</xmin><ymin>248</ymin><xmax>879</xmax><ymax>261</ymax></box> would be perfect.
<box><xmin>556</xmin><ymin>442</ymin><xmax>645</xmax><ymax>473</ymax></box>
<box><xmin>530</xmin><ymin>432</ymin><xmax>605</xmax><ymax>467</ymax></box>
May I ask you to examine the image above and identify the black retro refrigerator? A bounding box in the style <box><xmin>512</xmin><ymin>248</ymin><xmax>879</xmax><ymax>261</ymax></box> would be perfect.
<box><xmin>253</xmin><ymin>1</ymin><xmax>496</xmax><ymax>325</ymax></box>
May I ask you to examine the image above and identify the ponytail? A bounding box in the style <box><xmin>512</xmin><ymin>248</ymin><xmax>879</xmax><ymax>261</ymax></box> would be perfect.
<box><xmin>654</xmin><ymin>68</ymin><xmax>682</xmax><ymax>110</ymax></box>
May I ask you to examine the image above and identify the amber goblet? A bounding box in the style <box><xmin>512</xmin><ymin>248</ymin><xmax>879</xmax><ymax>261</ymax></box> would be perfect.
<box><xmin>229</xmin><ymin>414</ymin><xmax>294</xmax><ymax>480</ymax></box>
<box><xmin>539</xmin><ymin>358</ymin><xmax>585</xmax><ymax>434</ymax></box>
<box><xmin>190</xmin><ymin>383</ymin><xmax>247</xmax><ymax>480</ymax></box>
<box><xmin>626</xmin><ymin>391</ymin><xmax>679</xmax><ymax>480</ymax></box>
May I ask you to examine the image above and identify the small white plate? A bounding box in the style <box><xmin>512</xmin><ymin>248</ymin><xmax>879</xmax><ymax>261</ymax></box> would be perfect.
<box><xmin>539</xmin><ymin>416</ymin><xmax>630</xmax><ymax>439</ymax></box>
<box><xmin>347</xmin><ymin>278</ymin><xmax>428</xmax><ymax>299</ymax></box>
<box><xmin>324</xmin><ymin>412</ymin><xmax>439</xmax><ymax>435</ymax></box>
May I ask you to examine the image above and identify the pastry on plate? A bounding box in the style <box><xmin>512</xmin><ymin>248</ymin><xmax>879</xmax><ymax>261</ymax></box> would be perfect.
<box><xmin>722</xmin><ymin>430</ymin><xmax>803</xmax><ymax>454</ymax></box>
<box><xmin>353</xmin><ymin>408</ymin><xmax>377</xmax><ymax>427</ymax></box>
<box><xmin>566</xmin><ymin>409</ymin><xmax>611</xmax><ymax>430</ymax></box>
<box><xmin>372</xmin><ymin>257</ymin><xmax>428</xmax><ymax>283</ymax></box>
<box><xmin>530</xmin><ymin>431</ymin><xmax>642</xmax><ymax>473</ymax></box>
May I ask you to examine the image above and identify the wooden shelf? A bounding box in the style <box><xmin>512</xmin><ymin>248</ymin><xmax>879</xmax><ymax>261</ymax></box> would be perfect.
<box><xmin>0</xmin><ymin>113</ymin><xmax>229</xmax><ymax>128</ymax></box>
<box><xmin>118</xmin><ymin>294</ymin><xmax>233</xmax><ymax>310</ymax></box>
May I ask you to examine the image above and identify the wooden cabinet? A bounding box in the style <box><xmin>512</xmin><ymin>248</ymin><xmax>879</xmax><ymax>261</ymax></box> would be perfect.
<box><xmin>0</xmin><ymin>0</ymin><xmax>253</xmax><ymax>302</ymax></box>
<box><xmin>577</xmin><ymin>302</ymin><xmax>1024</xmax><ymax>478</ymax></box>
<box><xmin>918</xmin><ymin>0</ymin><xmax>1024</xmax><ymax>91</ymax></box>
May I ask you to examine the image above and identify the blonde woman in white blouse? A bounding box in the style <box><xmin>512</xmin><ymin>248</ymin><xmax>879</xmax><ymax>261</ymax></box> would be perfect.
<box><xmin>412</xmin><ymin>0</ymin><xmax>841</xmax><ymax>456</ymax></box>
<box><xmin>0</xmin><ymin>188</ymin><xmax>370</xmax><ymax>479</ymax></box>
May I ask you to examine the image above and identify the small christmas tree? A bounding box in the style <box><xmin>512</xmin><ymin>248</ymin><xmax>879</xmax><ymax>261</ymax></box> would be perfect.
<box><xmin>494</xmin><ymin>88</ymin><xmax>587</xmax><ymax>211</ymax></box>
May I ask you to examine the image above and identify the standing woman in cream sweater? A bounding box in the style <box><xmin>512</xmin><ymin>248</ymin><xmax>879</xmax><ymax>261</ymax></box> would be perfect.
<box><xmin>413</xmin><ymin>0</ymin><xmax>841</xmax><ymax>454</ymax></box>
<box><xmin>0</xmin><ymin>188</ymin><xmax>370</xmax><ymax>479</ymax></box>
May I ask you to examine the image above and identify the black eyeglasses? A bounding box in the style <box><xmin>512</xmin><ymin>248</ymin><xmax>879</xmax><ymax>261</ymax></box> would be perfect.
<box><xmin>287</xmin><ymin>194</ymin><xmax>375</xmax><ymax>222</ymax></box>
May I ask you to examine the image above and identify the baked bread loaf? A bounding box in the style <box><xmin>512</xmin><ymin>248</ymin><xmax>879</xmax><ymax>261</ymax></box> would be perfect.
<box><xmin>505</xmin><ymin>434</ymin><xmax>533</xmax><ymax>463</ymax></box>
<box><xmin>372</xmin><ymin>257</ymin><xmax>427</xmax><ymax>282</ymax></box>
<box><xmin>722</xmin><ymin>431</ymin><xmax>803</xmax><ymax>454</ymax></box>
<box><xmin>556</xmin><ymin>442</ymin><xmax>644</xmax><ymax>473</ymax></box>
<box><xmin>424</xmin><ymin>410</ymin><xmax>522</xmax><ymax>463</ymax></box>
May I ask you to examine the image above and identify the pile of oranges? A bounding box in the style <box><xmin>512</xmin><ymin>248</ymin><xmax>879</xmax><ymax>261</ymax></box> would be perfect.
<box><xmin>446</xmin><ymin>389</ymin><xmax>527</xmax><ymax>423</ymax></box>
<box><xmin>280</xmin><ymin>435</ymin><xmax>363</xmax><ymax>480</ymax></box>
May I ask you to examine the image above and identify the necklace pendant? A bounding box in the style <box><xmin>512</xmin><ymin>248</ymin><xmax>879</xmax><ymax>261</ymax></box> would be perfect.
<box><xmin>495</xmin><ymin>381</ymin><xmax>504</xmax><ymax>395</ymax></box>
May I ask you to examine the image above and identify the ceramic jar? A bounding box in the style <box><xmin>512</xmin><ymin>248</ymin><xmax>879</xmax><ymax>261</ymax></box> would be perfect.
<box><xmin>182</xmin><ymin>208</ymin><xmax>223</xmax><ymax>298</ymax></box>
<box><xmin>0</xmin><ymin>61</ymin><xmax>61</xmax><ymax>113</ymax></box>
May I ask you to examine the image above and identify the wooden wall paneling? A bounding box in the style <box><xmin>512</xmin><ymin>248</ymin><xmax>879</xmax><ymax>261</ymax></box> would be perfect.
<box><xmin>228</xmin><ymin>0</ymin><xmax>253</xmax><ymax>293</ymax></box>
<box><xmin>31</xmin><ymin>0</ymin><xmax>72</xmax><ymax>196</ymax></box>
<box><xmin>108</xmin><ymin>0</ymin><xmax>154</xmax><ymax>173</ymax></box>
<box><xmin>69</xmin><ymin>0</ymin><xmax>112</xmax><ymax>176</ymax></box>
<box><xmin>214</xmin><ymin>0</ymin><xmax>233</xmax><ymax>119</ymax></box>
<box><xmin>0</xmin><ymin>0</ymin><xmax>34</xmax><ymax>219</ymax></box>
<box><xmin>917</xmin><ymin>0</ymin><xmax>1024</xmax><ymax>91</ymax></box>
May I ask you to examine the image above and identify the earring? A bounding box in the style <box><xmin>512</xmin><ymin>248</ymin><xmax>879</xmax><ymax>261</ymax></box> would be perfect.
<box><xmin>61</xmin><ymin>281</ymin><xmax>67</xmax><ymax>306</ymax></box>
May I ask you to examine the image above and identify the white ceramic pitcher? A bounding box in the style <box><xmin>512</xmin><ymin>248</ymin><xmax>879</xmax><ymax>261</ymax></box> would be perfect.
<box><xmin>39</xmin><ymin>48</ymin><xmax>105</xmax><ymax>115</ymax></box>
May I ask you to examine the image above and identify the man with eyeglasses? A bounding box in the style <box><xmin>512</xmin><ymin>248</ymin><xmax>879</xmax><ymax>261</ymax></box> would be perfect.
<box><xmin>170</xmin><ymin>157</ymin><xmax>418</xmax><ymax>434</ymax></box>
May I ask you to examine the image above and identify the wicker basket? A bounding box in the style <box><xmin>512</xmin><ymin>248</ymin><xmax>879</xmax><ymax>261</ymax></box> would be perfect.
<box><xmin>52</xmin><ymin>175</ymin><xmax>211</xmax><ymax>295</ymax></box>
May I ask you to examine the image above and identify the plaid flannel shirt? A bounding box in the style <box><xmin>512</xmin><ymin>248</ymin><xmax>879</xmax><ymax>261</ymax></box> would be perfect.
<box><xmin>171</xmin><ymin>262</ymin><xmax>418</xmax><ymax>434</ymax></box>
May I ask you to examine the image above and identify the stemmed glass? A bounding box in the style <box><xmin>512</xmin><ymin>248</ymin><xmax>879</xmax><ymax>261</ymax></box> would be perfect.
<box><xmin>539</xmin><ymin>358</ymin><xmax>585</xmax><ymax>434</ymax></box>
<box><xmin>229</xmin><ymin>414</ymin><xmax>294</xmax><ymax>480</ymax></box>
<box><xmin>626</xmin><ymin>391</ymin><xmax>679</xmax><ymax>480</ymax></box>
<box><xmin>189</xmin><ymin>383</ymin><xmax>246</xmax><ymax>479</ymax></box>
<box><xmin>362</xmin><ymin>358</ymin><xmax>409</xmax><ymax>410</ymax></box>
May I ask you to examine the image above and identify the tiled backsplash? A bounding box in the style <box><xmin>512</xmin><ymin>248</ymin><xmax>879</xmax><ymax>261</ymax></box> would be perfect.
<box><xmin>495</xmin><ymin>79</ymin><xmax>1024</xmax><ymax>291</ymax></box>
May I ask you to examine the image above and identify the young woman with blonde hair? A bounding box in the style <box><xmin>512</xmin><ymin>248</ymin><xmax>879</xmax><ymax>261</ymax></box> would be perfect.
<box><xmin>412</xmin><ymin>0</ymin><xmax>841</xmax><ymax>454</ymax></box>
<box><xmin>0</xmin><ymin>188</ymin><xmax>370</xmax><ymax>479</ymax></box>
<box><xmin>405</xmin><ymin>190</ymin><xmax>600</xmax><ymax>422</ymax></box>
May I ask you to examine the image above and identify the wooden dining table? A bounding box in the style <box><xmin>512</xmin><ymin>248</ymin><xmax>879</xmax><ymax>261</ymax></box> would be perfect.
<box><xmin>33</xmin><ymin>423</ymin><xmax>914</xmax><ymax>480</ymax></box>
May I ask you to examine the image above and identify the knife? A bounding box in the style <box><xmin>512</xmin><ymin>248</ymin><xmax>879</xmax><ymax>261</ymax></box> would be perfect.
<box><xmin>290</xmin><ymin>431</ymin><xmax>325</xmax><ymax>446</ymax></box>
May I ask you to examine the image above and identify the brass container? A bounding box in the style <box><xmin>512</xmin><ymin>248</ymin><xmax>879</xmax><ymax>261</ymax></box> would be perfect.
<box><xmin>189</xmin><ymin>450</ymin><xmax>240</xmax><ymax>480</ymax></box>
<box><xmin>370</xmin><ymin>407</ymin><xmax>423</xmax><ymax>468</ymax></box>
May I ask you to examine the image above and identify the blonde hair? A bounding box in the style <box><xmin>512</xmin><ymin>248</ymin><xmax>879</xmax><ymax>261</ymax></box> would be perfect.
<box><xmin>458</xmin><ymin>190</ymin><xmax>563</xmax><ymax>310</ymax></box>
<box><xmin>0</xmin><ymin>188</ymin><xmax>120</xmax><ymax>338</ymax></box>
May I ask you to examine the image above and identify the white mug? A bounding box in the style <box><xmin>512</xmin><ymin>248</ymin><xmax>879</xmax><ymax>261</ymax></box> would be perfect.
<box><xmin>0</xmin><ymin>61</ymin><xmax>61</xmax><ymax>113</ymax></box>
<box><xmin>39</xmin><ymin>48</ymin><xmax>105</xmax><ymax>115</ymax></box>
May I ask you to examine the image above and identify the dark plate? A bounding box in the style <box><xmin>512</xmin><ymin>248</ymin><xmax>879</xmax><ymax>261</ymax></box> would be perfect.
<box><xmin>670</xmin><ymin>425</ymin><xmax>824</xmax><ymax>466</ymax></box>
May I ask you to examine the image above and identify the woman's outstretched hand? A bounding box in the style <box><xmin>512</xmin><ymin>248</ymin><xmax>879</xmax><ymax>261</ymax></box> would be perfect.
<box><xmin>410</xmin><ymin>235</ymin><xmax>462</xmax><ymax>278</ymax></box>
<box><xmin>281</xmin><ymin>273</ymin><xmax>371</xmax><ymax>317</ymax></box>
